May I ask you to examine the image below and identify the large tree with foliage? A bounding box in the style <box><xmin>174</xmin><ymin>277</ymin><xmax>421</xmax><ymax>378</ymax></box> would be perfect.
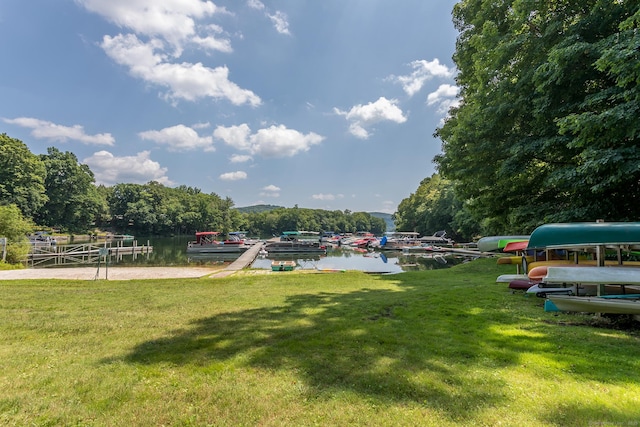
<box><xmin>35</xmin><ymin>147</ymin><xmax>103</xmax><ymax>232</ymax></box>
<box><xmin>0</xmin><ymin>204</ymin><xmax>33</xmax><ymax>263</ymax></box>
<box><xmin>395</xmin><ymin>174</ymin><xmax>480</xmax><ymax>242</ymax></box>
<box><xmin>0</xmin><ymin>134</ymin><xmax>47</xmax><ymax>218</ymax></box>
<box><xmin>435</xmin><ymin>0</ymin><xmax>640</xmax><ymax>234</ymax></box>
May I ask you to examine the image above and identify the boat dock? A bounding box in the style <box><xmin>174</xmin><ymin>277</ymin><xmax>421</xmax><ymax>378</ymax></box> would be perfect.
<box><xmin>26</xmin><ymin>241</ymin><xmax>153</xmax><ymax>267</ymax></box>
<box><xmin>211</xmin><ymin>242</ymin><xmax>265</xmax><ymax>278</ymax></box>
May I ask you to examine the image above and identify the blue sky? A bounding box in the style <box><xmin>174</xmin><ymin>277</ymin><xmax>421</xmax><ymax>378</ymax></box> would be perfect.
<box><xmin>0</xmin><ymin>0</ymin><xmax>459</xmax><ymax>214</ymax></box>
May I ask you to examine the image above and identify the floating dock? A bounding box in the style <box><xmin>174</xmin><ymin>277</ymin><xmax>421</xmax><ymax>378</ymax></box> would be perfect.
<box><xmin>210</xmin><ymin>242</ymin><xmax>265</xmax><ymax>278</ymax></box>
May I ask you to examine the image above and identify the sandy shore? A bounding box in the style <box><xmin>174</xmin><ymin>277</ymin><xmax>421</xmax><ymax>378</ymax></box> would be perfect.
<box><xmin>0</xmin><ymin>266</ymin><xmax>227</xmax><ymax>281</ymax></box>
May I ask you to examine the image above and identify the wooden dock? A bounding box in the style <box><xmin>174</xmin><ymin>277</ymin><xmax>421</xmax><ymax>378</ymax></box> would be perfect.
<box><xmin>26</xmin><ymin>241</ymin><xmax>153</xmax><ymax>267</ymax></box>
<box><xmin>210</xmin><ymin>242</ymin><xmax>265</xmax><ymax>278</ymax></box>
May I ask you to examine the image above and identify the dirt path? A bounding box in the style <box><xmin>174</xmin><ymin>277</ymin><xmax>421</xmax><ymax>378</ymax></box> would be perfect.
<box><xmin>0</xmin><ymin>266</ymin><xmax>225</xmax><ymax>281</ymax></box>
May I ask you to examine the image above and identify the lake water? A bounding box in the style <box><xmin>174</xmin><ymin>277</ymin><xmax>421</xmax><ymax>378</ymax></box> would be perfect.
<box><xmin>34</xmin><ymin>235</ymin><xmax>475</xmax><ymax>273</ymax></box>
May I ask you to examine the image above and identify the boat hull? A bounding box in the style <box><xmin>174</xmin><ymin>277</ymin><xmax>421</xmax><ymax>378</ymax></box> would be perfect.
<box><xmin>544</xmin><ymin>266</ymin><xmax>640</xmax><ymax>285</ymax></box>
<box><xmin>264</xmin><ymin>242</ymin><xmax>326</xmax><ymax>254</ymax></box>
<box><xmin>527</xmin><ymin>222</ymin><xmax>640</xmax><ymax>250</ymax></box>
<box><xmin>186</xmin><ymin>244</ymin><xmax>248</xmax><ymax>254</ymax></box>
<box><xmin>547</xmin><ymin>294</ymin><xmax>640</xmax><ymax>314</ymax></box>
<box><xmin>271</xmin><ymin>260</ymin><xmax>296</xmax><ymax>271</ymax></box>
<box><xmin>477</xmin><ymin>236</ymin><xmax>529</xmax><ymax>253</ymax></box>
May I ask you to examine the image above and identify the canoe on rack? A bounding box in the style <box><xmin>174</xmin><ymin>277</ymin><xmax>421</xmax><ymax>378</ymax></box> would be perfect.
<box><xmin>527</xmin><ymin>222</ymin><xmax>640</xmax><ymax>250</ymax></box>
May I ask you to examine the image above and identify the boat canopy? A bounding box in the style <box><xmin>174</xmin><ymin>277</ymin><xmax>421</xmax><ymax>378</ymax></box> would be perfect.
<box><xmin>527</xmin><ymin>222</ymin><xmax>640</xmax><ymax>249</ymax></box>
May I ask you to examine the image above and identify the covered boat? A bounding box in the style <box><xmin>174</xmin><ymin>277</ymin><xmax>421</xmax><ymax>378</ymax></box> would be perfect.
<box><xmin>264</xmin><ymin>231</ymin><xmax>327</xmax><ymax>254</ymax></box>
<box><xmin>186</xmin><ymin>231</ymin><xmax>249</xmax><ymax>254</ymax></box>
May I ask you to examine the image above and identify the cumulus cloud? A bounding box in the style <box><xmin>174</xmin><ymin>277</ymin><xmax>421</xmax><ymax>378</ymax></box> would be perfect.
<box><xmin>247</xmin><ymin>0</ymin><xmax>265</xmax><ymax>10</ymax></box>
<box><xmin>192</xmin><ymin>121</ymin><xmax>211</xmax><ymax>129</ymax></box>
<box><xmin>376</xmin><ymin>200</ymin><xmax>396</xmax><ymax>214</ymax></box>
<box><xmin>389</xmin><ymin>59</ymin><xmax>455</xmax><ymax>97</ymax></box>
<box><xmin>83</xmin><ymin>150</ymin><xmax>171</xmax><ymax>185</ymax></box>
<box><xmin>3</xmin><ymin>117</ymin><xmax>114</xmax><ymax>145</ymax></box>
<box><xmin>138</xmin><ymin>124</ymin><xmax>214</xmax><ymax>151</ymax></box>
<box><xmin>311</xmin><ymin>193</ymin><xmax>344</xmax><ymax>201</ymax></box>
<box><xmin>334</xmin><ymin>97</ymin><xmax>407</xmax><ymax>139</ymax></box>
<box><xmin>219</xmin><ymin>171</ymin><xmax>247</xmax><ymax>181</ymax></box>
<box><xmin>260</xmin><ymin>184</ymin><xmax>280</xmax><ymax>197</ymax></box>
<box><xmin>247</xmin><ymin>0</ymin><xmax>290</xmax><ymax>35</ymax></box>
<box><xmin>230</xmin><ymin>154</ymin><xmax>253</xmax><ymax>163</ymax></box>
<box><xmin>75</xmin><ymin>0</ymin><xmax>230</xmax><ymax>55</ymax></box>
<box><xmin>268</xmin><ymin>11</ymin><xmax>290</xmax><ymax>35</ymax></box>
<box><xmin>214</xmin><ymin>124</ymin><xmax>324</xmax><ymax>158</ymax></box>
<box><xmin>101</xmin><ymin>34</ymin><xmax>261</xmax><ymax>106</ymax></box>
<box><xmin>427</xmin><ymin>84</ymin><xmax>460</xmax><ymax>114</ymax></box>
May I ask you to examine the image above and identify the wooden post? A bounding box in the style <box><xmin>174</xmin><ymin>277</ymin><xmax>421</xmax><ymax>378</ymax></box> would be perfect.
<box><xmin>0</xmin><ymin>237</ymin><xmax>6</xmax><ymax>262</ymax></box>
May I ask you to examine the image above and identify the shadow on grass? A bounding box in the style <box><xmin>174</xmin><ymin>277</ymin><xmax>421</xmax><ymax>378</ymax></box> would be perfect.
<box><xmin>106</xmin><ymin>267</ymin><xmax>640</xmax><ymax>423</ymax></box>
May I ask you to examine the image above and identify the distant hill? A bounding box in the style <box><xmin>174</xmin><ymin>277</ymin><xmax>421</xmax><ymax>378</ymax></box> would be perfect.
<box><xmin>235</xmin><ymin>205</ymin><xmax>395</xmax><ymax>231</ymax></box>
<box><xmin>235</xmin><ymin>204</ymin><xmax>283</xmax><ymax>214</ymax></box>
<box><xmin>369</xmin><ymin>212</ymin><xmax>395</xmax><ymax>232</ymax></box>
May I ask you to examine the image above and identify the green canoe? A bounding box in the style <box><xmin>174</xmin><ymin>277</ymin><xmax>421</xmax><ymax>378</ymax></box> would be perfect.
<box><xmin>527</xmin><ymin>222</ymin><xmax>640</xmax><ymax>250</ymax></box>
<box><xmin>476</xmin><ymin>235</ymin><xmax>529</xmax><ymax>253</ymax></box>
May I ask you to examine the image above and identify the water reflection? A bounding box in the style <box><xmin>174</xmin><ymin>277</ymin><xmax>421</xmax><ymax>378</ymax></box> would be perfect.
<box><xmin>31</xmin><ymin>235</ymin><xmax>477</xmax><ymax>273</ymax></box>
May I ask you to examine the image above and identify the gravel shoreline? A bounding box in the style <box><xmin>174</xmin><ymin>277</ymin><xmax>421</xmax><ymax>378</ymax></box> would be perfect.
<box><xmin>0</xmin><ymin>266</ymin><xmax>225</xmax><ymax>281</ymax></box>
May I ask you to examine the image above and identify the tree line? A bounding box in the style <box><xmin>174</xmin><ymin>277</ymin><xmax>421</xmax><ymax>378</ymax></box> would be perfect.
<box><xmin>396</xmin><ymin>1</ymin><xmax>640</xmax><ymax>240</ymax></box>
<box><xmin>0</xmin><ymin>133</ymin><xmax>385</xmax><ymax>249</ymax></box>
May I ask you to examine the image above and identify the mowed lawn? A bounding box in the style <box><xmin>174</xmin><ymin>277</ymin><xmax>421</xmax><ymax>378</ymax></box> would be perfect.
<box><xmin>1</xmin><ymin>258</ymin><xmax>639</xmax><ymax>426</ymax></box>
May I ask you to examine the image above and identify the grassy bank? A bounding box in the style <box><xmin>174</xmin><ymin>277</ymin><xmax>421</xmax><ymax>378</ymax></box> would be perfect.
<box><xmin>1</xmin><ymin>259</ymin><xmax>639</xmax><ymax>426</ymax></box>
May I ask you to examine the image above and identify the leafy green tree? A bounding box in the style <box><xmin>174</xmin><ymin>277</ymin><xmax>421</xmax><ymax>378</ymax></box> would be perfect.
<box><xmin>0</xmin><ymin>204</ymin><xmax>33</xmax><ymax>263</ymax></box>
<box><xmin>435</xmin><ymin>0</ymin><xmax>640</xmax><ymax>233</ymax></box>
<box><xmin>395</xmin><ymin>174</ymin><xmax>480</xmax><ymax>241</ymax></box>
<box><xmin>35</xmin><ymin>147</ymin><xmax>102</xmax><ymax>232</ymax></box>
<box><xmin>0</xmin><ymin>134</ymin><xmax>47</xmax><ymax>218</ymax></box>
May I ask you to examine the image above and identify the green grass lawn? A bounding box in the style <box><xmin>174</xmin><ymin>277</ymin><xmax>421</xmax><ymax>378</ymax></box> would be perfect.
<box><xmin>1</xmin><ymin>258</ymin><xmax>639</xmax><ymax>426</ymax></box>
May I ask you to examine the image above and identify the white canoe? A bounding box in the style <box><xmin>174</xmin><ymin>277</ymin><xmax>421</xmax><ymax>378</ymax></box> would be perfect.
<box><xmin>544</xmin><ymin>266</ymin><xmax>640</xmax><ymax>285</ymax></box>
<box><xmin>547</xmin><ymin>294</ymin><xmax>640</xmax><ymax>315</ymax></box>
<box><xmin>496</xmin><ymin>274</ymin><xmax>529</xmax><ymax>283</ymax></box>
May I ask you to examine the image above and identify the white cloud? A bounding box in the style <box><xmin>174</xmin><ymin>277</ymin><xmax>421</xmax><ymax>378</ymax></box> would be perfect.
<box><xmin>138</xmin><ymin>124</ymin><xmax>214</xmax><ymax>151</ymax></box>
<box><xmin>427</xmin><ymin>84</ymin><xmax>460</xmax><ymax>114</ymax></box>
<box><xmin>75</xmin><ymin>0</ymin><xmax>229</xmax><ymax>55</ymax></box>
<box><xmin>219</xmin><ymin>171</ymin><xmax>247</xmax><ymax>181</ymax></box>
<box><xmin>3</xmin><ymin>117</ymin><xmax>114</xmax><ymax>146</ymax></box>
<box><xmin>247</xmin><ymin>0</ymin><xmax>290</xmax><ymax>35</ymax></box>
<box><xmin>260</xmin><ymin>184</ymin><xmax>280</xmax><ymax>197</ymax></box>
<box><xmin>334</xmin><ymin>97</ymin><xmax>407</xmax><ymax>139</ymax></box>
<box><xmin>83</xmin><ymin>150</ymin><xmax>171</xmax><ymax>185</ymax></box>
<box><xmin>247</xmin><ymin>0</ymin><xmax>265</xmax><ymax>11</ymax></box>
<box><xmin>268</xmin><ymin>11</ymin><xmax>290</xmax><ymax>35</ymax></box>
<box><xmin>312</xmin><ymin>193</ymin><xmax>342</xmax><ymax>201</ymax></box>
<box><xmin>192</xmin><ymin>121</ymin><xmax>211</xmax><ymax>129</ymax></box>
<box><xmin>101</xmin><ymin>34</ymin><xmax>261</xmax><ymax>106</ymax></box>
<box><xmin>389</xmin><ymin>59</ymin><xmax>455</xmax><ymax>97</ymax></box>
<box><xmin>214</xmin><ymin>124</ymin><xmax>324</xmax><ymax>158</ymax></box>
<box><xmin>230</xmin><ymin>154</ymin><xmax>253</xmax><ymax>163</ymax></box>
<box><xmin>380</xmin><ymin>200</ymin><xmax>396</xmax><ymax>214</ymax></box>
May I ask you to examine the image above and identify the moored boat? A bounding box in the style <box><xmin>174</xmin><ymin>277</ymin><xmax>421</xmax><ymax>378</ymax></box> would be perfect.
<box><xmin>186</xmin><ymin>231</ymin><xmax>249</xmax><ymax>254</ymax></box>
<box><xmin>263</xmin><ymin>231</ymin><xmax>327</xmax><ymax>254</ymax></box>
<box><xmin>271</xmin><ymin>260</ymin><xmax>296</xmax><ymax>271</ymax></box>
